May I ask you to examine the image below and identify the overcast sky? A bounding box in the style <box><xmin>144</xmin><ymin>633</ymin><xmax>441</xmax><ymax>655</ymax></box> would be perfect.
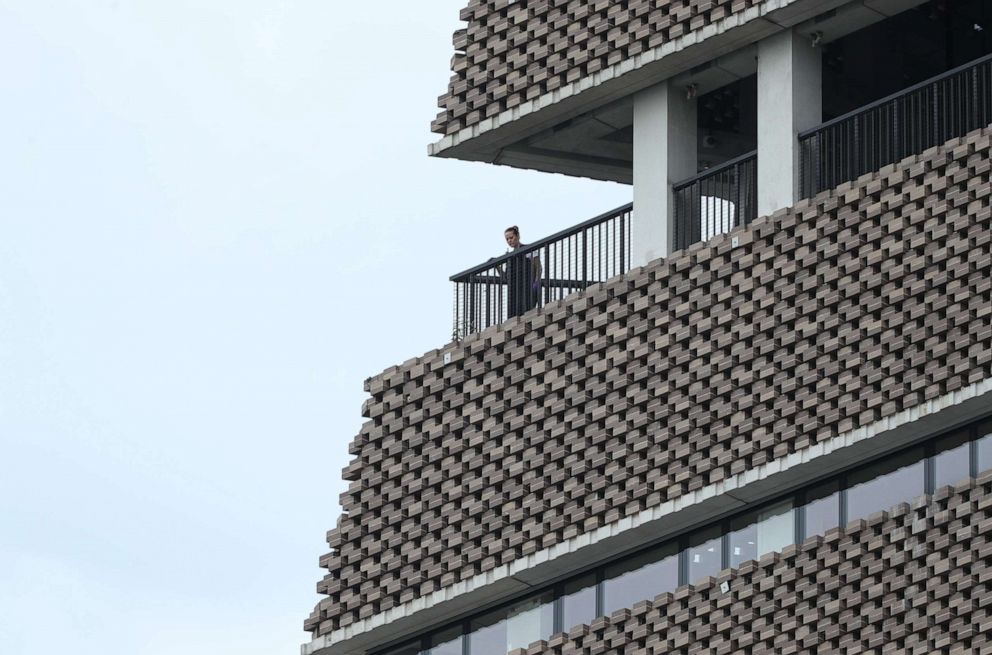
<box><xmin>0</xmin><ymin>2</ymin><xmax>628</xmax><ymax>654</ymax></box>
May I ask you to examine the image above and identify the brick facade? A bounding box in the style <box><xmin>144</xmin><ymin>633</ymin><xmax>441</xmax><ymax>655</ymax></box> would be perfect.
<box><xmin>509</xmin><ymin>473</ymin><xmax>992</xmax><ymax>655</ymax></box>
<box><xmin>432</xmin><ymin>0</ymin><xmax>770</xmax><ymax>137</ymax></box>
<box><xmin>306</xmin><ymin>126</ymin><xmax>992</xmax><ymax>637</ymax></box>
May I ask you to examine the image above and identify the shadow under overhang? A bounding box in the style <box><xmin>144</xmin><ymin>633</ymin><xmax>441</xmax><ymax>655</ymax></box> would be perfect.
<box><xmin>429</xmin><ymin>0</ymin><xmax>930</xmax><ymax>183</ymax></box>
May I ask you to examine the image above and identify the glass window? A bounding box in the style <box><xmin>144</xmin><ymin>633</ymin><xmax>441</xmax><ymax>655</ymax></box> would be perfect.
<box><xmin>976</xmin><ymin>420</ymin><xmax>992</xmax><ymax>474</ymax></box>
<box><xmin>468</xmin><ymin>612</ymin><xmax>502</xmax><ymax>655</ymax></box>
<box><xmin>602</xmin><ymin>543</ymin><xmax>678</xmax><ymax>615</ymax></box>
<box><xmin>846</xmin><ymin>448</ymin><xmax>924</xmax><ymax>520</ymax></box>
<box><xmin>934</xmin><ymin>429</ymin><xmax>971</xmax><ymax>489</ymax></box>
<box><xmin>504</xmin><ymin>594</ymin><xmax>553</xmax><ymax>652</ymax></box>
<box><xmin>727</xmin><ymin>500</ymin><xmax>793</xmax><ymax>568</ymax></box>
<box><xmin>411</xmin><ymin>418</ymin><xmax>992</xmax><ymax>655</ymax></box>
<box><xmin>561</xmin><ymin>573</ymin><xmax>597</xmax><ymax>632</ymax></box>
<box><xmin>686</xmin><ymin>527</ymin><xmax>722</xmax><ymax>584</ymax></box>
<box><xmin>802</xmin><ymin>480</ymin><xmax>840</xmax><ymax>539</ymax></box>
<box><xmin>429</xmin><ymin>626</ymin><xmax>462</xmax><ymax>655</ymax></box>
<box><xmin>469</xmin><ymin>593</ymin><xmax>553</xmax><ymax>655</ymax></box>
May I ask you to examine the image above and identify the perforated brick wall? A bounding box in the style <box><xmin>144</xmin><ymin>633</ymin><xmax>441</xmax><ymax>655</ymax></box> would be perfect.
<box><xmin>305</xmin><ymin>127</ymin><xmax>992</xmax><ymax>637</ymax></box>
<box><xmin>508</xmin><ymin>473</ymin><xmax>992</xmax><ymax>655</ymax></box>
<box><xmin>432</xmin><ymin>0</ymin><xmax>769</xmax><ymax>137</ymax></box>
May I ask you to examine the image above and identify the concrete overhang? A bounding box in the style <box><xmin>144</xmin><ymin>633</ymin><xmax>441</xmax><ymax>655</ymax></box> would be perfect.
<box><xmin>428</xmin><ymin>0</ymin><xmax>928</xmax><ymax>183</ymax></box>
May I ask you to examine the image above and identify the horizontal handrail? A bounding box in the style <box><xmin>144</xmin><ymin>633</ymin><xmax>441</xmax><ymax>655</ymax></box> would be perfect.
<box><xmin>450</xmin><ymin>202</ymin><xmax>633</xmax><ymax>282</ymax></box>
<box><xmin>799</xmin><ymin>52</ymin><xmax>992</xmax><ymax>198</ymax></box>
<box><xmin>672</xmin><ymin>149</ymin><xmax>758</xmax><ymax>191</ymax></box>
<box><xmin>799</xmin><ymin>51</ymin><xmax>992</xmax><ymax>140</ymax></box>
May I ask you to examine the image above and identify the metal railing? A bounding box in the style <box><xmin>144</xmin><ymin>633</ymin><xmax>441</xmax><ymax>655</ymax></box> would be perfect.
<box><xmin>450</xmin><ymin>204</ymin><xmax>632</xmax><ymax>339</ymax></box>
<box><xmin>800</xmin><ymin>52</ymin><xmax>992</xmax><ymax>198</ymax></box>
<box><xmin>672</xmin><ymin>150</ymin><xmax>757</xmax><ymax>251</ymax></box>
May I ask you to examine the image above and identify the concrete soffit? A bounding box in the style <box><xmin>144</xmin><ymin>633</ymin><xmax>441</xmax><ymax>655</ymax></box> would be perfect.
<box><xmin>428</xmin><ymin>0</ymin><xmax>809</xmax><ymax>164</ymax></box>
<box><xmin>427</xmin><ymin>0</ymin><xmax>924</xmax><ymax>173</ymax></box>
<box><xmin>303</xmin><ymin>378</ymin><xmax>992</xmax><ymax>655</ymax></box>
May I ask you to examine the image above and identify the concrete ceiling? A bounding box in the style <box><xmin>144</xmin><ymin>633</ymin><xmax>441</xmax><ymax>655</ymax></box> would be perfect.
<box><xmin>457</xmin><ymin>0</ymin><xmax>930</xmax><ymax>185</ymax></box>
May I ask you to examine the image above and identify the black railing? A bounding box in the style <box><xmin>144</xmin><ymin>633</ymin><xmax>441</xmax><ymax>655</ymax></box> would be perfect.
<box><xmin>800</xmin><ymin>53</ymin><xmax>992</xmax><ymax>198</ymax></box>
<box><xmin>450</xmin><ymin>204</ymin><xmax>632</xmax><ymax>339</ymax></box>
<box><xmin>672</xmin><ymin>150</ymin><xmax>757</xmax><ymax>251</ymax></box>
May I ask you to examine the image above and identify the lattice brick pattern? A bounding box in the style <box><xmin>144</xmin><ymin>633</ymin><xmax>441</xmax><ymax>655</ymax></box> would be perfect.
<box><xmin>432</xmin><ymin>0</ymin><xmax>768</xmax><ymax>137</ymax></box>
<box><xmin>306</xmin><ymin>127</ymin><xmax>992</xmax><ymax>636</ymax></box>
<box><xmin>508</xmin><ymin>473</ymin><xmax>992</xmax><ymax>655</ymax></box>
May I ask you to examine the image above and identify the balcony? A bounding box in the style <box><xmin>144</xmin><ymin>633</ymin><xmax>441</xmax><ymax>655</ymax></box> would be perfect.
<box><xmin>800</xmin><ymin>52</ymin><xmax>992</xmax><ymax>197</ymax></box>
<box><xmin>450</xmin><ymin>205</ymin><xmax>632</xmax><ymax>340</ymax></box>
<box><xmin>450</xmin><ymin>52</ymin><xmax>992</xmax><ymax>339</ymax></box>
<box><xmin>673</xmin><ymin>151</ymin><xmax>758</xmax><ymax>251</ymax></box>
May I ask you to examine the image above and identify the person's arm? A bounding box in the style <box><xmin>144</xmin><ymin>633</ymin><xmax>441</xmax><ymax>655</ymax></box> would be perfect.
<box><xmin>487</xmin><ymin>255</ymin><xmax>507</xmax><ymax>281</ymax></box>
<box><xmin>531</xmin><ymin>253</ymin><xmax>542</xmax><ymax>286</ymax></box>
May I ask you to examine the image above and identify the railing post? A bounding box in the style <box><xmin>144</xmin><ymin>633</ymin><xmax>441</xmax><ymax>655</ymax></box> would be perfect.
<box><xmin>468</xmin><ymin>278</ymin><xmax>478</xmax><ymax>336</ymax></box>
<box><xmin>932</xmin><ymin>84</ymin><xmax>939</xmax><ymax>149</ymax></box>
<box><xmin>542</xmin><ymin>244</ymin><xmax>548</xmax><ymax>307</ymax></box>
<box><xmin>581</xmin><ymin>229</ymin><xmax>588</xmax><ymax>289</ymax></box>
<box><xmin>853</xmin><ymin>115</ymin><xmax>861</xmax><ymax>181</ymax></box>
<box><xmin>618</xmin><ymin>211</ymin><xmax>626</xmax><ymax>274</ymax></box>
<box><xmin>970</xmin><ymin>66</ymin><xmax>979</xmax><ymax>132</ymax></box>
<box><xmin>452</xmin><ymin>284</ymin><xmax>460</xmax><ymax>341</ymax></box>
<box><xmin>893</xmin><ymin>98</ymin><xmax>901</xmax><ymax>165</ymax></box>
<box><xmin>734</xmin><ymin>161</ymin><xmax>742</xmax><ymax>229</ymax></box>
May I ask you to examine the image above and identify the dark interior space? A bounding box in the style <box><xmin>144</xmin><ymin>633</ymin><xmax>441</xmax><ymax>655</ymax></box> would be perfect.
<box><xmin>822</xmin><ymin>0</ymin><xmax>992</xmax><ymax>119</ymax></box>
<box><xmin>695</xmin><ymin>74</ymin><xmax>758</xmax><ymax>172</ymax></box>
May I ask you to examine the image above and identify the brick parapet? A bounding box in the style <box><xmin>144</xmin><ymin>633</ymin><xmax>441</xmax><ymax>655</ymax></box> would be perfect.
<box><xmin>306</xmin><ymin>126</ymin><xmax>992</xmax><ymax>636</ymax></box>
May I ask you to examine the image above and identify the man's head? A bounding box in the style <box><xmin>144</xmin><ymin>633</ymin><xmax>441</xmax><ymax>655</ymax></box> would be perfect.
<box><xmin>504</xmin><ymin>226</ymin><xmax>520</xmax><ymax>248</ymax></box>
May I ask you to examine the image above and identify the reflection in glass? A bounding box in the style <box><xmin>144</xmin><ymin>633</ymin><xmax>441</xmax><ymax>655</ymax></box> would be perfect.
<box><xmin>802</xmin><ymin>480</ymin><xmax>840</xmax><ymax>539</ymax></box>
<box><xmin>976</xmin><ymin>421</ymin><xmax>992</xmax><ymax>474</ymax></box>
<box><xmin>727</xmin><ymin>500</ymin><xmax>793</xmax><ymax>568</ymax></box>
<box><xmin>408</xmin><ymin>418</ymin><xmax>992</xmax><ymax>655</ymax></box>
<box><xmin>469</xmin><ymin>593</ymin><xmax>553</xmax><ymax>655</ymax></box>
<box><xmin>687</xmin><ymin>527</ymin><xmax>722</xmax><ymax>583</ymax></box>
<box><xmin>429</xmin><ymin>626</ymin><xmax>462</xmax><ymax>655</ymax></box>
<box><xmin>847</xmin><ymin>448</ymin><xmax>924</xmax><ymax>520</ymax></box>
<box><xmin>934</xmin><ymin>430</ymin><xmax>971</xmax><ymax>489</ymax></box>
<box><xmin>561</xmin><ymin>574</ymin><xmax>597</xmax><ymax>632</ymax></box>
<box><xmin>469</xmin><ymin>613</ymin><xmax>502</xmax><ymax>655</ymax></box>
<box><xmin>505</xmin><ymin>595</ymin><xmax>554</xmax><ymax>652</ymax></box>
<box><xmin>602</xmin><ymin>544</ymin><xmax>678</xmax><ymax>615</ymax></box>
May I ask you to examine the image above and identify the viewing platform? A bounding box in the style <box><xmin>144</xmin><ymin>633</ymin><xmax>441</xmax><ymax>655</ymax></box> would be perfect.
<box><xmin>452</xmin><ymin>52</ymin><xmax>991</xmax><ymax>338</ymax></box>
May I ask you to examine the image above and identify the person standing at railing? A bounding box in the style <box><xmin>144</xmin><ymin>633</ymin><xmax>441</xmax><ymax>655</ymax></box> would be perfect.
<box><xmin>503</xmin><ymin>226</ymin><xmax>541</xmax><ymax>318</ymax></box>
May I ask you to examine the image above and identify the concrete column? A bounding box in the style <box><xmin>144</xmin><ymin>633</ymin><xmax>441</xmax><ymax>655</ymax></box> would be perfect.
<box><xmin>757</xmin><ymin>29</ymin><xmax>821</xmax><ymax>216</ymax></box>
<box><xmin>632</xmin><ymin>80</ymin><xmax>697</xmax><ymax>267</ymax></box>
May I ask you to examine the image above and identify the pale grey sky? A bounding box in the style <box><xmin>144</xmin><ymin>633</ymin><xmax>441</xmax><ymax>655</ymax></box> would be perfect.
<box><xmin>0</xmin><ymin>2</ymin><xmax>628</xmax><ymax>653</ymax></box>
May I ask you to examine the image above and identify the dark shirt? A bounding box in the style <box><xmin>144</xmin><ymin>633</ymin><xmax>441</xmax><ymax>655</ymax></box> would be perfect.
<box><xmin>506</xmin><ymin>246</ymin><xmax>539</xmax><ymax>318</ymax></box>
